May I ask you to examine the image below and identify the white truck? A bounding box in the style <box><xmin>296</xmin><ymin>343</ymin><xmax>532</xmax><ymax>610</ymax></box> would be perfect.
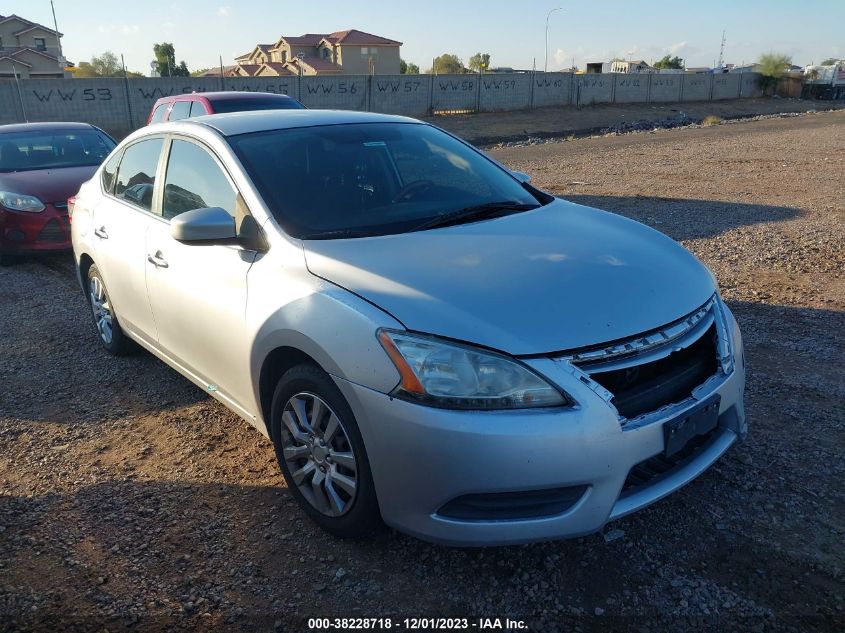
<box><xmin>803</xmin><ymin>62</ymin><xmax>845</xmax><ymax>99</ymax></box>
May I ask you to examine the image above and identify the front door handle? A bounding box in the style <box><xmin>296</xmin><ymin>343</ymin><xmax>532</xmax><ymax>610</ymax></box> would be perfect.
<box><xmin>94</xmin><ymin>226</ymin><xmax>108</xmax><ymax>239</ymax></box>
<box><xmin>146</xmin><ymin>252</ymin><xmax>169</xmax><ymax>269</ymax></box>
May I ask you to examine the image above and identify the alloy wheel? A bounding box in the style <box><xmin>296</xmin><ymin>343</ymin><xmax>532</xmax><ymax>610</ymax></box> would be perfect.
<box><xmin>280</xmin><ymin>392</ymin><xmax>358</xmax><ymax>517</ymax></box>
<box><xmin>89</xmin><ymin>274</ymin><xmax>113</xmax><ymax>345</ymax></box>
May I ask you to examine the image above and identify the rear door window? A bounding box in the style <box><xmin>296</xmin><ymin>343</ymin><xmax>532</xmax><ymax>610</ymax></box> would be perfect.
<box><xmin>162</xmin><ymin>139</ymin><xmax>237</xmax><ymax>221</ymax></box>
<box><xmin>113</xmin><ymin>138</ymin><xmax>164</xmax><ymax>212</ymax></box>
<box><xmin>188</xmin><ymin>101</ymin><xmax>207</xmax><ymax>118</ymax></box>
<box><xmin>169</xmin><ymin>101</ymin><xmax>191</xmax><ymax>121</ymax></box>
<box><xmin>149</xmin><ymin>104</ymin><xmax>168</xmax><ymax>124</ymax></box>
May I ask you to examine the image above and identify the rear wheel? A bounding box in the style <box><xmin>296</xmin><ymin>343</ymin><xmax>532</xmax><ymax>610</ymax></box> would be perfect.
<box><xmin>86</xmin><ymin>264</ymin><xmax>133</xmax><ymax>356</ymax></box>
<box><xmin>270</xmin><ymin>364</ymin><xmax>382</xmax><ymax>538</ymax></box>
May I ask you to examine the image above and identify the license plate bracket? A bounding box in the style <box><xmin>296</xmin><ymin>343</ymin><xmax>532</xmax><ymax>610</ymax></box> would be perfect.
<box><xmin>663</xmin><ymin>396</ymin><xmax>721</xmax><ymax>457</ymax></box>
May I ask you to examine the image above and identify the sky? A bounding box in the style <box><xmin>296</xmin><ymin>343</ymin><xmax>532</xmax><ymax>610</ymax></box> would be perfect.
<box><xmin>4</xmin><ymin>0</ymin><xmax>843</xmax><ymax>74</ymax></box>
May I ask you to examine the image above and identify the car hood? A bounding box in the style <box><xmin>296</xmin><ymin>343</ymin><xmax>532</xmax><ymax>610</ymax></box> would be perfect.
<box><xmin>302</xmin><ymin>199</ymin><xmax>717</xmax><ymax>355</ymax></box>
<box><xmin>0</xmin><ymin>166</ymin><xmax>97</xmax><ymax>205</ymax></box>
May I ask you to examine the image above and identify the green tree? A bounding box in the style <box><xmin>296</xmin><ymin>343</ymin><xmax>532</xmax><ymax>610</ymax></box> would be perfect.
<box><xmin>153</xmin><ymin>42</ymin><xmax>190</xmax><ymax>77</ymax></box>
<box><xmin>757</xmin><ymin>52</ymin><xmax>792</xmax><ymax>94</ymax></box>
<box><xmin>71</xmin><ymin>51</ymin><xmax>142</xmax><ymax>77</ymax></box>
<box><xmin>399</xmin><ymin>59</ymin><xmax>420</xmax><ymax>74</ymax></box>
<box><xmin>468</xmin><ymin>52</ymin><xmax>491</xmax><ymax>72</ymax></box>
<box><xmin>427</xmin><ymin>53</ymin><xmax>465</xmax><ymax>75</ymax></box>
<box><xmin>653</xmin><ymin>55</ymin><xmax>684</xmax><ymax>70</ymax></box>
<box><xmin>820</xmin><ymin>58</ymin><xmax>841</xmax><ymax>65</ymax></box>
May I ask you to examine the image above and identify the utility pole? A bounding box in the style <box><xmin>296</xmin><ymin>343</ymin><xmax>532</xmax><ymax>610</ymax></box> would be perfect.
<box><xmin>717</xmin><ymin>30</ymin><xmax>726</xmax><ymax>69</ymax></box>
<box><xmin>49</xmin><ymin>0</ymin><xmax>64</xmax><ymax>72</ymax></box>
<box><xmin>544</xmin><ymin>7</ymin><xmax>563</xmax><ymax>73</ymax></box>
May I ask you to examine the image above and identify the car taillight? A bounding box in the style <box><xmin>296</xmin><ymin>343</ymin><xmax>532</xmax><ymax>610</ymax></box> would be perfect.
<box><xmin>67</xmin><ymin>196</ymin><xmax>77</xmax><ymax>222</ymax></box>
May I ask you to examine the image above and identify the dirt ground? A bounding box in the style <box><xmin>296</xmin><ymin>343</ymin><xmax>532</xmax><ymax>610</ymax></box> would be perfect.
<box><xmin>1</xmin><ymin>109</ymin><xmax>843</xmax><ymax>632</ymax></box>
<box><xmin>427</xmin><ymin>97</ymin><xmax>845</xmax><ymax>145</ymax></box>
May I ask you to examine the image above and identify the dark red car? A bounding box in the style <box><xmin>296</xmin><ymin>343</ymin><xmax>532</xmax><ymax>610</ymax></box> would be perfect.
<box><xmin>0</xmin><ymin>122</ymin><xmax>116</xmax><ymax>264</ymax></box>
<box><xmin>146</xmin><ymin>91</ymin><xmax>305</xmax><ymax>124</ymax></box>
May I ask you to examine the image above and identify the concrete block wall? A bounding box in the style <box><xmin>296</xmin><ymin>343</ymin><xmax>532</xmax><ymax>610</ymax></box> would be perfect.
<box><xmin>532</xmin><ymin>73</ymin><xmax>571</xmax><ymax>107</ymax></box>
<box><xmin>479</xmin><ymin>73</ymin><xmax>531</xmax><ymax>112</ymax></box>
<box><xmin>681</xmin><ymin>74</ymin><xmax>712</xmax><ymax>101</ymax></box>
<box><xmin>0</xmin><ymin>80</ymin><xmax>23</xmax><ymax>124</ymax></box>
<box><xmin>649</xmin><ymin>75</ymin><xmax>682</xmax><ymax>102</ymax></box>
<box><xmin>0</xmin><ymin>71</ymin><xmax>771</xmax><ymax>139</ymax></box>
<box><xmin>369</xmin><ymin>75</ymin><xmax>431</xmax><ymax>116</ymax></box>
<box><xmin>739</xmin><ymin>73</ymin><xmax>763</xmax><ymax>98</ymax></box>
<box><xmin>712</xmin><ymin>74</ymin><xmax>741</xmax><ymax>100</ymax></box>
<box><xmin>431</xmin><ymin>74</ymin><xmax>477</xmax><ymax>111</ymax></box>
<box><xmin>613</xmin><ymin>74</ymin><xmax>648</xmax><ymax>103</ymax></box>
<box><xmin>7</xmin><ymin>77</ymin><xmax>134</xmax><ymax>136</ymax></box>
<box><xmin>298</xmin><ymin>76</ymin><xmax>367</xmax><ymax>110</ymax></box>
<box><xmin>577</xmin><ymin>75</ymin><xmax>613</xmax><ymax>105</ymax></box>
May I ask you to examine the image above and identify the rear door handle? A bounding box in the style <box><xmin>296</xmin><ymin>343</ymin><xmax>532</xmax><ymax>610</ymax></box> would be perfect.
<box><xmin>147</xmin><ymin>252</ymin><xmax>169</xmax><ymax>268</ymax></box>
<box><xmin>94</xmin><ymin>226</ymin><xmax>108</xmax><ymax>239</ymax></box>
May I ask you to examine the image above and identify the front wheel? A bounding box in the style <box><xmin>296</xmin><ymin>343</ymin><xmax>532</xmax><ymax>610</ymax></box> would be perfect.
<box><xmin>86</xmin><ymin>264</ymin><xmax>134</xmax><ymax>356</ymax></box>
<box><xmin>270</xmin><ymin>364</ymin><xmax>382</xmax><ymax>538</ymax></box>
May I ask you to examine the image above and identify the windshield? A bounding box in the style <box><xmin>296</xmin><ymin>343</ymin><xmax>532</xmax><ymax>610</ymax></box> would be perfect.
<box><xmin>0</xmin><ymin>129</ymin><xmax>116</xmax><ymax>173</ymax></box>
<box><xmin>229</xmin><ymin>122</ymin><xmax>542</xmax><ymax>238</ymax></box>
<box><xmin>212</xmin><ymin>97</ymin><xmax>305</xmax><ymax>114</ymax></box>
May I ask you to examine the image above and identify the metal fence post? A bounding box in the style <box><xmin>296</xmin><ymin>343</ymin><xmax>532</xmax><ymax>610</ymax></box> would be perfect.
<box><xmin>428</xmin><ymin>73</ymin><xmax>435</xmax><ymax>115</ymax></box>
<box><xmin>121</xmin><ymin>54</ymin><xmax>134</xmax><ymax>131</ymax></box>
<box><xmin>475</xmin><ymin>69</ymin><xmax>481</xmax><ymax>113</ymax></box>
<box><xmin>738</xmin><ymin>72</ymin><xmax>744</xmax><ymax>98</ymax></box>
<box><xmin>529</xmin><ymin>70</ymin><xmax>535</xmax><ymax>109</ymax></box>
<box><xmin>611</xmin><ymin>72</ymin><xmax>617</xmax><ymax>104</ymax></box>
<box><xmin>12</xmin><ymin>63</ymin><xmax>27</xmax><ymax>122</ymax></box>
<box><xmin>646</xmin><ymin>72</ymin><xmax>653</xmax><ymax>103</ymax></box>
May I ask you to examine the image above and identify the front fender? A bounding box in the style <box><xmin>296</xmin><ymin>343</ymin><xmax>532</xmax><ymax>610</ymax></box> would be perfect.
<box><xmin>248</xmin><ymin>277</ymin><xmax>403</xmax><ymax>425</ymax></box>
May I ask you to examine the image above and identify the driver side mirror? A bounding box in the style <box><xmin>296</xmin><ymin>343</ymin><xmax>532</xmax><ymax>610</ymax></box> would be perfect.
<box><xmin>511</xmin><ymin>170</ymin><xmax>532</xmax><ymax>184</ymax></box>
<box><xmin>170</xmin><ymin>207</ymin><xmax>236</xmax><ymax>243</ymax></box>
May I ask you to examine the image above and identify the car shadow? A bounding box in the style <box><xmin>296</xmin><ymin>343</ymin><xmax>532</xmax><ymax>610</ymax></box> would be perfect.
<box><xmin>561</xmin><ymin>195</ymin><xmax>801</xmax><ymax>242</ymax></box>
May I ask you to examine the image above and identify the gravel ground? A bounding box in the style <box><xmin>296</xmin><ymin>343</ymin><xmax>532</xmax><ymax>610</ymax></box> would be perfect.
<box><xmin>428</xmin><ymin>97</ymin><xmax>845</xmax><ymax>146</ymax></box>
<box><xmin>1</xmin><ymin>109</ymin><xmax>843</xmax><ymax>633</ymax></box>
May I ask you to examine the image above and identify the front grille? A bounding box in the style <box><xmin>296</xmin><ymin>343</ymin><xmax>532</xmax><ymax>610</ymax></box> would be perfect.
<box><xmin>621</xmin><ymin>426</ymin><xmax>720</xmax><ymax>495</ymax></box>
<box><xmin>565</xmin><ymin>298</ymin><xmax>723</xmax><ymax>421</ymax></box>
<box><xmin>437</xmin><ymin>485</ymin><xmax>588</xmax><ymax>521</ymax></box>
<box><xmin>587</xmin><ymin>325</ymin><xmax>718</xmax><ymax>419</ymax></box>
<box><xmin>37</xmin><ymin>218</ymin><xmax>68</xmax><ymax>243</ymax></box>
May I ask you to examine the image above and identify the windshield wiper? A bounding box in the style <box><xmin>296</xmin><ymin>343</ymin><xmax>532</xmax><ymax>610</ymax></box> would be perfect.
<box><xmin>411</xmin><ymin>201</ymin><xmax>538</xmax><ymax>233</ymax></box>
<box><xmin>300</xmin><ymin>228</ymin><xmax>375</xmax><ymax>240</ymax></box>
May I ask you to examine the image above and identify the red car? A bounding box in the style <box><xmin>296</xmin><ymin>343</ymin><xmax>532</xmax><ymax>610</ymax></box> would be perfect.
<box><xmin>0</xmin><ymin>122</ymin><xmax>116</xmax><ymax>265</ymax></box>
<box><xmin>147</xmin><ymin>91</ymin><xmax>305</xmax><ymax>124</ymax></box>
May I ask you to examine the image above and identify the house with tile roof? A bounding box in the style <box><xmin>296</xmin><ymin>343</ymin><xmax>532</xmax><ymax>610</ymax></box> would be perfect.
<box><xmin>0</xmin><ymin>13</ymin><xmax>70</xmax><ymax>78</ymax></box>
<box><xmin>228</xmin><ymin>29</ymin><xmax>401</xmax><ymax>77</ymax></box>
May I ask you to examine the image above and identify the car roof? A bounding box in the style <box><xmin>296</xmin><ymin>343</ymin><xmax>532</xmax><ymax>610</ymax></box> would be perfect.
<box><xmin>0</xmin><ymin>122</ymin><xmax>97</xmax><ymax>134</ymax></box>
<box><xmin>185</xmin><ymin>109</ymin><xmax>421</xmax><ymax>137</ymax></box>
<box><xmin>163</xmin><ymin>91</ymin><xmax>299</xmax><ymax>102</ymax></box>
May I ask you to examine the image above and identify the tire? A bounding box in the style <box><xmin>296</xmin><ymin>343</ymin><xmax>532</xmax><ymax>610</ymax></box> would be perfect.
<box><xmin>86</xmin><ymin>264</ymin><xmax>134</xmax><ymax>356</ymax></box>
<box><xmin>270</xmin><ymin>363</ymin><xmax>382</xmax><ymax>538</ymax></box>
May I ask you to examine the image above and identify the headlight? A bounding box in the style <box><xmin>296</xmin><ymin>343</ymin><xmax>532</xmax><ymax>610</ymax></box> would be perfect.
<box><xmin>377</xmin><ymin>329</ymin><xmax>570</xmax><ymax>410</ymax></box>
<box><xmin>0</xmin><ymin>191</ymin><xmax>45</xmax><ymax>213</ymax></box>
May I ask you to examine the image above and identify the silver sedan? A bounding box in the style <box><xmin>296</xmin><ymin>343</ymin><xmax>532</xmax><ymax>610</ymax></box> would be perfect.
<box><xmin>71</xmin><ymin>110</ymin><xmax>745</xmax><ymax>546</ymax></box>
